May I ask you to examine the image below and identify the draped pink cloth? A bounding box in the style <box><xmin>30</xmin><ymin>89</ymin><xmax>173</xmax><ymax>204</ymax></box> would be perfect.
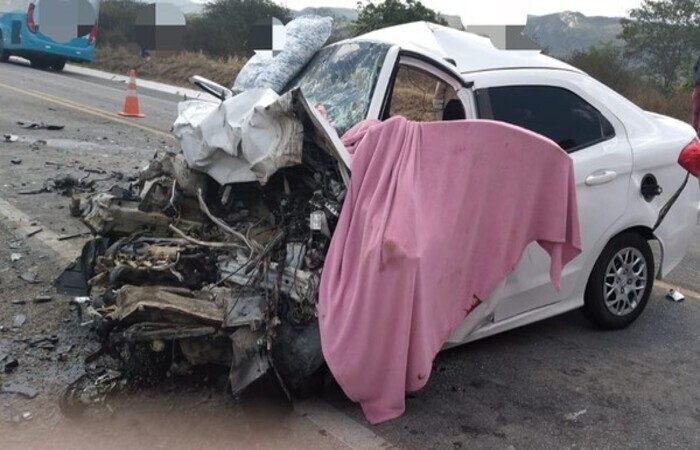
<box><xmin>319</xmin><ymin>117</ymin><xmax>582</xmax><ymax>424</ymax></box>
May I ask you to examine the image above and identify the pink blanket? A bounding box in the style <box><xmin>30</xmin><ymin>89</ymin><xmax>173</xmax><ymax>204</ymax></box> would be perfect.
<box><xmin>318</xmin><ymin>117</ymin><xmax>582</xmax><ymax>424</ymax></box>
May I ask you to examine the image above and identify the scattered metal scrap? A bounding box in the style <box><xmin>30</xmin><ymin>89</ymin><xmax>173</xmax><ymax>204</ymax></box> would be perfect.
<box><xmin>26</xmin><ymin>227</ymin><xmax>43</xmax><ymax>238</ymax></box>
<box><xmin>17</xmin><ymin>121</ymin><xmax>64</xmax><ymax>131</ymax></box>
<box><xmin>18</xmin><ymin>172</ymin><xmax>126</xmax><ymax>197</ymax></box>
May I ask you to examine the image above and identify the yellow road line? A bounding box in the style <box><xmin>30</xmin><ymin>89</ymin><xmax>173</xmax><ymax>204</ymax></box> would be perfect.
<box><xmin>0</xmin><ymin>81</ymin><xmax>175</xmax><ymax>140</ymax></box>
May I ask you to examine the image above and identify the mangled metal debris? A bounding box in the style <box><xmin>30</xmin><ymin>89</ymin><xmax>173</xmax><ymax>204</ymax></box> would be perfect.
<box><xmin>57</xmin><ymin>89</ymin><xmax>346</xmax><ymax>414</ymax></box>
<box><xmin>17</xmin><ymin>121</ymin><xmax>64</xmax><ymax>131</ymax></box>
<box><xmin>173</xmin><ymin>88</ymin><xmax>304</xmax><ymax>185</ymax></box>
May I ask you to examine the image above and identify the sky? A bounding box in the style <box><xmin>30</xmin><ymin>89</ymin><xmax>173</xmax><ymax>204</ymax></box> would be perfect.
<box><xmin>274</xmin><ymin>0</ymin><xmax>644</xmax><ymax>24</ymax></box>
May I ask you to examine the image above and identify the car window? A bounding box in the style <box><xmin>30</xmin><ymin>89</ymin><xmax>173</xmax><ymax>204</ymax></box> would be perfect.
<box><xmin>385</xmin><ymin>65</ymin><xmax>462</xmax><ymax>122</ymax></box>
<box><xmin>286</xmin><ymin>41</ymin><xmax>391</xmax><ymax>136</ymax></box>
<box><xmin>475</xmin><ymin>85</ymin><xmax>615</xmax><ymax>153</ymax></box>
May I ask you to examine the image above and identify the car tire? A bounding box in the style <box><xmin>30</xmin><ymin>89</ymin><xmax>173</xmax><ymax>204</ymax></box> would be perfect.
<box><xmin>0</xmin><ymin>33</ymin><xmax>9</xmax><ymax>62</ymax></box>
<box><xmin>50</xmin><ymin>60</ymin><xmax>66</xmax><ymax>71</ymax></box>
<box><xmin>30</xmin><ymin>58</ymin><xmax>49</xmax><ymax>70</ymax></box>
<box><xmin>583</xmin><ymin>232</ymin><xmax>654</xmax><ymax>330</ymax></box>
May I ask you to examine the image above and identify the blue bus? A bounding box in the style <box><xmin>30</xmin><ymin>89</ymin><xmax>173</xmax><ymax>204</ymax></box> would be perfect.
<box><xmin>0</xmin><ymin>0</ymin><xmax>100</xmax><ymax>71</ymax></box>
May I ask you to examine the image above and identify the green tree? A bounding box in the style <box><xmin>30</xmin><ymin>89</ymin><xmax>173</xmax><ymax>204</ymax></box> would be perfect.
<box><xmin>98</xmin><ymin>0</ymin><xmax>144</xmax><ymax>47</ymax></box>
<box><xmin>567</xmin><ymin>43</ymin><xmax>639</xmax><ymax>96</ymax></box>
<box><xmin>352</xmin><ymin>0</ymin><xmax>447</xmax><ymax>36</ymax></box>
<box><xmin>620</xmin><ymin>0</ymin><xmax>700</xmax><ymax>90</ymax></box>
<box><xmin>198</xmin><ymin>0</ymin><xmax>292</xmax><ymax>57</ymax></box>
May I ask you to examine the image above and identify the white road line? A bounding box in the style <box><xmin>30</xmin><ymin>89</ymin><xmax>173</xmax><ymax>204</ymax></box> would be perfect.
<box><xmin>295</xmin><ymin>399</ymin><xmax>394</xmax><ymax>450</ymax></box>
<box><xmin>0</xmin><ymin>195</ymin><xmax>391</xmax><ymax>450</ymax></box>
<box><xmin>0</xmin><ymin>197</ymin><xmax>79</xmax><ymax>264</ymax></box>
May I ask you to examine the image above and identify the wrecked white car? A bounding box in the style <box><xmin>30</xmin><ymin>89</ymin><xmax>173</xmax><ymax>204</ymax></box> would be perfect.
<box><xmin>56</xmin><ymin>21</ymin><xmax>700</xmax><ymax>419</ymax></box>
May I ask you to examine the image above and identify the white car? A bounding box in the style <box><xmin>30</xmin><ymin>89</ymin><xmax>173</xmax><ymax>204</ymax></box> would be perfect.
<box><xmin>288</xmin><ymin>21</ymin><xmax>700</xmax><ymax>344</ymax></box>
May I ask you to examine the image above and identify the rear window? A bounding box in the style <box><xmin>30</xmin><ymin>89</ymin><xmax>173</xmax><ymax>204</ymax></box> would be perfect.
<box><xmin>476</xmin><ymin>85</ymin><xmax>615</xmax><ymax>153</ymax></box>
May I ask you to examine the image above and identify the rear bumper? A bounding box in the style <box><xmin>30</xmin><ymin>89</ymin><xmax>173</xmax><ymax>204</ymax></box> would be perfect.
<box><xmin>18</xmin><ymin>32</ymin><xmax>94</xmax><ymax>62</ymax></box>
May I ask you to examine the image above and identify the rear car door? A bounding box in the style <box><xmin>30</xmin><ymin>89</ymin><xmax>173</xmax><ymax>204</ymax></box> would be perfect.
<box><xmin>474</xmin><ymin>81</ymin><xmax>633</xmax><ymax>321</ymax></box>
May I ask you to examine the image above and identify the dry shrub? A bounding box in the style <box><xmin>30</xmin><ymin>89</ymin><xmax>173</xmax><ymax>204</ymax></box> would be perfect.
<box><xmin>88</xmin><ymin>46</ymin><xmax>246</xmax><ymax>88</ymax></box>
<box><xmin>390</xmin><ymin>86</ymin><xmax>439</xmax><ymax>121</ymax></box>
<box><xmin>389</xmin><ymin>67</ymin><xmax>455</xmax><ymax>121</ymax></box>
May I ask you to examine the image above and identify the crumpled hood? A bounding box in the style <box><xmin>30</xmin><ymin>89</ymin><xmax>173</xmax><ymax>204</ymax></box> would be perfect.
<box><xmin>173</xmin><ymin>88</ymin><xmax>352</xmax><ymax>186</ymax></box>
<box><xmin>173</xmin><ymin>88</ymin><xmax>304</xmax><ymax>185</ymax></box>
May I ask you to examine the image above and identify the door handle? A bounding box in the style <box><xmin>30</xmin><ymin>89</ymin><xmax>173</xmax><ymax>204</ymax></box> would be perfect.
<box><xmin>585</xmin><ymin>170</ymin><xmax>618</xmax><ymax>186</ymax></box>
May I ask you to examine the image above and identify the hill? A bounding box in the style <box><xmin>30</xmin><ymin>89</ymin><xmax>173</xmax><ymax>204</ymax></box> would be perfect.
<box><xmin>523</xmin><ymin>11</ymin><xmax>623</xmax><ymax>58</ymax></box>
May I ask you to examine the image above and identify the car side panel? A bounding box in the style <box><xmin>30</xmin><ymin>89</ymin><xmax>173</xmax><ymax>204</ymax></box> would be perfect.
<box><xmin>624</xmin><ymin>113</ymin><xmax>700</xmax><ymax>276</ymax></box>
<box><xmin>467</xmin><ymin>70</ymin><xmax>634</xmax><ymax>323</ymax></box>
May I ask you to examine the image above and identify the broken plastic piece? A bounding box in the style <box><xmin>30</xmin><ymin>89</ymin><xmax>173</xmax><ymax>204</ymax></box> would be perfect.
<box><xmin>666</xmin><ymin>289</ymin><xmax>685</xmax><ymax>302</ymax></box>
<box><xmin>564</xmin><ymin>409</ymin><xmax>588</xmax><ymax>422</ymax></box>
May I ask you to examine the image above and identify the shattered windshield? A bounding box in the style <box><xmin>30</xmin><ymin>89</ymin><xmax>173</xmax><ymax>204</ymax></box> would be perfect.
<box><xmin>286</xmin><ymin>41</ymin><xmax>391</xmax><ymax>135</ymax></box>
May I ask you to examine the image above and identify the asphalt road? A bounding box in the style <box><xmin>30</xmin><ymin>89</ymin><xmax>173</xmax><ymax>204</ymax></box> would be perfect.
<box><xmin>1</xmin><ymin>58</ymin><xmax>700</xmax><ymax>450</ymax></box>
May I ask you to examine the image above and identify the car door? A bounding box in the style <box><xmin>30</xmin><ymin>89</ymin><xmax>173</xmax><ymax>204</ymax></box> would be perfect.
<box><xmin>371</xmin><ymin>53</ymin><xmax>475</xmax><ymax>123</ymax></box>
<box><xmin>473</xmin><ymin>82</ymin><xmax>634</xmax><ymax>322</ymax></box>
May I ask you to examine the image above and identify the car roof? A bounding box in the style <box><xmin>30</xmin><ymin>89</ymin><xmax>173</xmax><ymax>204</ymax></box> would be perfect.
<box><xmin>350</xmin><ymin>21</ymin><xmax>581</xmax><ymax>75</ymax></box>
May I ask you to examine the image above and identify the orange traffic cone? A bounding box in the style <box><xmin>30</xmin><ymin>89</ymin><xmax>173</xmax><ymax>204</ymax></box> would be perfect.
<box><xmin>119</xmin><ymin>69</ymin><xmax>145</xmax><ymax>118</ymax></box>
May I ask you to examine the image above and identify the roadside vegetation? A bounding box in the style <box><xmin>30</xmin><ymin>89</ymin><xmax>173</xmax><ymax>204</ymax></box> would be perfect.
<box><xmin>566</xmin><ymin>43</ymin><xmax>693</xmax><ymax>123</ymax></box>
<box><xmin>92</xmin><ymin>0</ymin><xmax>698</xmax><ymax>123</ymax></box>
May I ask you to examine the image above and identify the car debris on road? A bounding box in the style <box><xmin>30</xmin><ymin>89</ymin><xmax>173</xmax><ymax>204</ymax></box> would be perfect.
<box><xmin>56</xmin><ymin>87</ymin><xmax>344</xmax><ymax>414</ymax></box>
<box><xmin>16</xmin><ymin>121</ymin><xmax>65</xmax><ymax>131</ymax></box>
<box><xmin>666</xmin><ymin>288</ymin><xmax>686</xmax><ymax>302</ymax></box>
<box><xmin>12</xmin><ymin>314</ymin><xmax>27</xmax><ymax>329</ymax></box>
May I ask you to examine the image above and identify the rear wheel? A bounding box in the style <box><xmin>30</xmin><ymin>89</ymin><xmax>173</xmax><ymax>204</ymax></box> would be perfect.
<box><xmin>30</xmin><ymin>58</ymin><xmax>50</xmax><ymax>70</ymax></box>
<box><xmin>583</xmin><ymin>232</ymin><xmax>654</xmax><ymax>330</ymax></box>
<box><xmin>50</xmin><ymin>60</ymin><xmax>66</xmax><ymax>71</ymax></box>
<box><xmin>0</xmin><ymin>33</ymin><xmax>10</xmax><ymax>62</ymax></box>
